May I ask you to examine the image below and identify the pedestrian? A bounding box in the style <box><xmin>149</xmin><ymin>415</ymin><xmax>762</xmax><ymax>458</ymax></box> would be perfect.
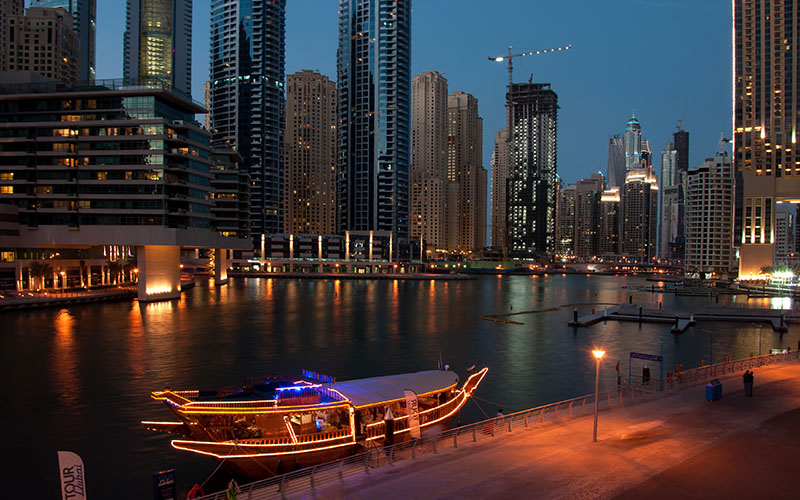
<box><xmin>226</xmin><ymin>479</ymin><xmax>241</xmax><ymax>500</ymax></box>
<box><xmin>495</xmin><ymin>408</ymin><xmax>504</xmax><ymax>433</ymax></box>
<box><xmin>743</xmin><ymin>370</ymin><xmax>754</xmax><ymax>397</ymax></box>
<box><xmin>642</xmin><ymin>362</ymin><xmax>651</xmax><ymax>385</ymax></box>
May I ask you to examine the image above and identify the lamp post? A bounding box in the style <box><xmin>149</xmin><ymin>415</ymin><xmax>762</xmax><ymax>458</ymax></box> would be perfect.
<box><xmin>592</xmin><ymin>349</ymin><xmax>605</xmax><ymax>442</ymax></box>
<box><xmin>59</xmin><ymin>270</ymin><xmax>66</xmax><ymax>294</ymax></box>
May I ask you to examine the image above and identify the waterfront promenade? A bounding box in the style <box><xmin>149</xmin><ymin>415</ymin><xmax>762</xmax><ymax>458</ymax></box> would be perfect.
<box><xmin>263</xmin><ymin>361</ymin><xmax>800</xmax><ymax>499</ymax></box>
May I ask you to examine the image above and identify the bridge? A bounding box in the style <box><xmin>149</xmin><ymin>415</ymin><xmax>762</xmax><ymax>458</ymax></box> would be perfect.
<box><xmin>196</xmin><ymin>351</ymin><xmax>800</xmax><ymax>499</ymax></box>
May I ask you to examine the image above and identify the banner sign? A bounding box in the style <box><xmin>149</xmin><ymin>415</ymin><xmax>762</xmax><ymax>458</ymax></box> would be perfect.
<box><xmin>630</xmin><ymin>352</ymin><xmax>662</xmax><ymax>362</ymax></box>
<box><xmin>153</xmin><ymin>469</ymin><xmax>176</xmax><ymax>500</ymax></box>
<box><xmin>57</xmin><ymin>451</ymin><xmax>87</xmax><ymax>500</ymax></box>
<box><xmin>302</xmin><ymin>369</ymin><xmax>336</xmax><ymax>384</ymax></box>
<box><xmin>404</xmin><ymin>389</ymin><xmax>421</xmax><ymax>439</ymax></box>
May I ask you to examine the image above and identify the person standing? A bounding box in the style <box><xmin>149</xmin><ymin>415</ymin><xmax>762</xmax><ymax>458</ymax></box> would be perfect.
<box><xmin>226</xmin><ymin>479</ymin><xmax>241</xmax><ymax>500</ymax></box>
<box><xmin>743</xmin><ymin>370</ymin><xmax>754</xmax><ymax>397</ymax></box>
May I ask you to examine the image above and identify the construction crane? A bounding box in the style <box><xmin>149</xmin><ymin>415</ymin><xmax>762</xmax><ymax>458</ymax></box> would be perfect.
<box><xmin>488</xmin><ymin>44</ymin><xmax>572</xmax><ymax>87</ymax></box>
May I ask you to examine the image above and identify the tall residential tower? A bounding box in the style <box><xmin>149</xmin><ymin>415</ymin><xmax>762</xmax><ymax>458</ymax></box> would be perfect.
<box><xmin>209</xmin><ymin>0</ymin><xmax>286</xmax><ymax>238</ymax></box>
<box><xmin>337</xmin><ymin>0</ymin><xmax>411</xmax><ymax>242</ymax></box>
<box><xmin>31</xmin><ymin>0</ymin><xmax>96</xmax><ymax>81</ymax></box>
<box><xmin>733</xmin><ymin>0</ymin><xmax>800</xmax><ymax>277</ymax></box>
<box><xmin>124</xmin><ymin>0</ymin><xmax>192</xmax><ymax>94</ymax></box>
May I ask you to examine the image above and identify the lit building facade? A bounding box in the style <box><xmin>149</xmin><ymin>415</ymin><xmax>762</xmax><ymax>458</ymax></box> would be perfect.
<box><xmin>622</xmin><ymin>167</ymin><xmax>659</xmax><ymax>262</ymax></box>
<box><xmin>556</xmin><ymin>182</ymin><xmax>575</xmax><ymax>257</ymax></box>
<box><xmin>211</xmin><ymin>149</ymin><xmax>250</xmax><ymax>240</ymax></box>
<box><xmin>659</xmin><ymin>141</ymin><xmax>684</xmax><ymax>261</ymax></box>
<box><xmin>599</xmin><ymin>187</ymin><xmax>620</xmax><ymax>257</ymax></box>
<box><xmin>31</xmin><ymin>0</ymin><xmax>96</xmax><ymax>82</ymax></box>
<box><xmin>733</xmin><ymin>0</ymin><xmax>800</xmax><ymax>277</ymax></box>
<box><xmin>623</xmin><ymin>114</ymin><xmax>642</xmax><ymax>172</ymax></box>
<box><xmin>574</xmin><ymin>174</ymin><xmax>604</xmax><ymax>259</ymax></box>
<box><xmin>0</xmin><ymin>77</ymin><xmax>248</xmax><ymax>299</ymax></box>
<box><xmin>124</xmin><ymin>0</ymin><xmax>192</xmax><ymax>94</ymax></box>
<box><xmin>284</xmin><ymin>70</ymin><xmax>336</xmax><ymax>235</ymax></box>
<box><xmin>210</xmin><ymin>0</ymin><xmax>286</xmax><ymax>238</ymax></box>
<box><xmin>6</xmin><ymin>7</ymin><xmax>80</xmax><ymax>83</ymax></box>
<box><xmin>685</xmin><ymin>143</ymin><xmax>734</xmax><ymax>276</ymax></box>
<box><xmin>507</xmin><ymin>83</ymin><xmax>558</xmax><ymax>259</ymax></box>
<box><xmin>447</xmin><ymin>91</ymin><xmax>485</xmax><ymax>254</ymax></box>
<box><xmin>337</xmin><ymin>0</ymin><xmax>411</xmax><ymax>242</ymax></box>
<box><xmin>491</xmin><ymin>128</ymin><xmax>510</xmax><ymax>251</ymax></box>
<box><xmin>411</xmin><ymin>71</ymin><xmax>448</xmax><ymax>249</ymax></box>
<box><xmin>774</xmin><ymin>203</ymin><xmax>795</xmax><ymax>266</ymax></box>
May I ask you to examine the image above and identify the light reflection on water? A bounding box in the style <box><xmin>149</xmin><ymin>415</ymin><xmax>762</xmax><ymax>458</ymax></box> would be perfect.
<box><xmin>2</xmin><ymin>274</ymin><xmax>798</xmax><ymax>499</ymax></box>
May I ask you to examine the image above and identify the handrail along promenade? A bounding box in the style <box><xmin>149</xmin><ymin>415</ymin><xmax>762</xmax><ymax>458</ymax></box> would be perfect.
<box><xmin>195</xmin><ymin>350</ymin><xmax>800</xmax><ymax>500</ymax></box>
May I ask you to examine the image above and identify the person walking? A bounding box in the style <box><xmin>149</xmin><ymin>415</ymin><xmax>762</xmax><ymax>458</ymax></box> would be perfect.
<box><xmin>743</xmin><ymin>370</ymin><xmax>754</xmax><ymax>397</ymax></box>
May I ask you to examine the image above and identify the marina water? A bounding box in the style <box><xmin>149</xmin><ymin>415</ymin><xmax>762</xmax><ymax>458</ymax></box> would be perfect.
<box><xmin>3</xmin><ymin>274</ymin><xmax>797</xmax><ymax>499</ymax></box>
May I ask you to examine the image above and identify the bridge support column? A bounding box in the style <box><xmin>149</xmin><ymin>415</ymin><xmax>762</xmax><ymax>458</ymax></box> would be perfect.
<box><xmin>136</xmin><ymin>245</ymin><xmax>181</xmax><ymax>302</ymax></box>
<box><xmin>214</xmin><ymin>248</ymin><xmax>228</xmax><ymax>286</ymax></box>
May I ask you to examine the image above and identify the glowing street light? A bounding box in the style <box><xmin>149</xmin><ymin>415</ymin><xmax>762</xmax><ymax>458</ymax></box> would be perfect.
<box><xmin>592</xmin><ymin>349</ymin><xmax>605</xmax><ymax>442</ymax></box>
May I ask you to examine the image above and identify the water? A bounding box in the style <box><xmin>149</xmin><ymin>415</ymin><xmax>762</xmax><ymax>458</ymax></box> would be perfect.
<box><xmin>2</xmin><ymin>274</ymin><xmax>797</xmax><ymax>499</ymax></box>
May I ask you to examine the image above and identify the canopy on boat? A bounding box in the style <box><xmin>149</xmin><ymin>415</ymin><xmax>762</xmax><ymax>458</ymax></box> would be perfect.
<box><xmin>330</xmin><ymin>370</ymin><xmax>459</xmax><ymax>407</ymax></box>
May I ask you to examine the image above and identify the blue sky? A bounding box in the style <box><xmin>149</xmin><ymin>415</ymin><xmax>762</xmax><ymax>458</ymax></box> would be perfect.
<box><xmin>93</xmin><ymin>0</ymin><xmax>731</xmax><ymax>185</ymax></box>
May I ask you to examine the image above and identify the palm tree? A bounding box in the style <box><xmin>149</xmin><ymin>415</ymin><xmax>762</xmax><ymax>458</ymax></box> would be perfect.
<box><xmin>28</xmin><ymin>260</ymin><xmax>53</xmax><ymax>291</ymax></box>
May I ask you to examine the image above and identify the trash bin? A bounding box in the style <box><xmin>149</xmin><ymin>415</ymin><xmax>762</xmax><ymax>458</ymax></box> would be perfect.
<box><xmin>705</xmin><ymin>379</ymin><xmax>722</xmax><ymax>401</ymax></box>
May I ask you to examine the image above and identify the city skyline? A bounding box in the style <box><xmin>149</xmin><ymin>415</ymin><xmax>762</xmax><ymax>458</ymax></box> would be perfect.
<box><xmin>90</xmin><ymin>0</ymin><xmax>730</xmax><ymax>185</ymax></box>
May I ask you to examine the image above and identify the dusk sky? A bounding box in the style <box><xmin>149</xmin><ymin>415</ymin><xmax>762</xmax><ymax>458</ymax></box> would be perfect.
<box><xmin>93</xmin><ymin>0</ymin><xmax>731</xmax><ymax>185</ymax></box>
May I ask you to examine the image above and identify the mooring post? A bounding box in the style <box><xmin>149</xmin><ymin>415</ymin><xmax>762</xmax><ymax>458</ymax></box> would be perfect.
<box><xmin>573</xmin><ymin>307</ymin><xmax>578</xmax><ymax>322</ymax></box>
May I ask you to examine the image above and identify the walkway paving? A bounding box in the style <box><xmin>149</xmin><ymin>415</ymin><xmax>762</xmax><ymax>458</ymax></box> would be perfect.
<box><xmin>298</xmin><ymin>362</ymin><xmax>800</xmax><ymax>499</ymax></box>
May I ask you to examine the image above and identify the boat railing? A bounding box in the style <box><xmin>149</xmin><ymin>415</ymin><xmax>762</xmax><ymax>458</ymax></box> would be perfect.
<box><xmin>236</xmin><ymin>429</ymin><xmax>352</xmax><ymax>447</ymax></box>
<box><xmin>196</xmin><ymin>351</ymin><xmax>800</xmax><ymax>500</ymax></box>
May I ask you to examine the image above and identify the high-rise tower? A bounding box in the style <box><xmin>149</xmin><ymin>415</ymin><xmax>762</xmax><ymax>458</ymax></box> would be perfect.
<box><xmin>337</xmin><ymin>0</ymin><xmax>411</xmax><ymax>242</ymax></box>
<box><xmin>507</xmin><ymin>83</ymin><xmax>558</xmax><ymax>258</ymax></box>
<box><xmin>31</xmin><ymin>0</ymin><xmax>96</xmax><ymax>81</ymax></box>
<box><xmin>623</xmin><ymin>114</ymin><xmax>642</xmax><ymax>172</ymax></box>
<box><xmin>491</xmin><ymin>128</ymin><xmax>510</xmax><ymax>251</ymax></box>
<box><xmin>210</xmin><ymin>0</ymin><xmax>286</xmax><ymax>238</ymax></box>
<box><xmin>124</xmin><ymin>0</ymin><xmax>192</xmax><ymax>94</ymax></box>
<box><xmin>734</xmin><ymin>0</ymin><xmax>800</xmax><ymax>277</ymax></box>
<box><xmin>606</xmin><ymin>134</ymin><xmax>625</xmax><ymax>188</ymax></box>
<box><xmin>284</xmin><ymin>70</ymin><xmax>336</xmax><ymax>235</ymax></box>
<box><xmin>447</xmin><ymin>91</ymin><xmax>485</xmax><ymax>253</ymax></box>
<box><xmin>411</xmin><ymin>71</ymin><xmax>448</xmax><ymax>249</ymax></box>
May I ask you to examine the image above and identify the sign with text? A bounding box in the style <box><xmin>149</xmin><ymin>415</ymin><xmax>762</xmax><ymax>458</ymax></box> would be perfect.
<box><xmin>630</xmin><ymin>352</ymin><xmax>662</xmax><ymax>362</ymax></box>
<box><xmin>153</xmin><ymin>469</ymin><xmax>176</xmax><ymax>500</ymax></box>
<box><xmin>404</xmin><ymin>389</ymin><xmax>421</xmax><ymax>439</ymax></box>
<box><xmin>302</xmin><ymin>369</ymin><xmax>336</xmax><ymax>384</ymax></box>
<box><xmin>57</xmin><ymin>451</ymin><xmax>87</xmax><ymax>500</ymax></box>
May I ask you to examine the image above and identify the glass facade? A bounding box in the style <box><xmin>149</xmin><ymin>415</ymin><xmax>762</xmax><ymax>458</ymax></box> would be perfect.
<box><xmin>209</xmin><ymin>0</ymin><xmax>286</xmax><ymax>238</ymax></box>
<box><xmin>507</xmin><ymin>83</ymin><xmax>558</xmax><ymax>258</ymax></box>
<box><xmin>337</xmin><ymin>0</ymin><xmax>411</xmax><ymax>241</ymax></box>
<box><xmin>0</xmin><ymin>83</ymin><xmax>214</xmax><ymax>230</ymax></box>
<box><xmin>124</xmin><ymin>0</ymin><xmax>192</xmax><ymax>94</ymax></box>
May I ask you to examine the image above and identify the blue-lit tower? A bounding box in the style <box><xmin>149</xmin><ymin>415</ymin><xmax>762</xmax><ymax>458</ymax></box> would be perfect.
<box><xmin>209</xmin><ymin>0</ymin><xmax>286</xmax><ymax>238</ymax></box>
<box><xmin>337</xmin><ymin>0</ymin><xmax>411</xmax><ymax>242</ymax></box>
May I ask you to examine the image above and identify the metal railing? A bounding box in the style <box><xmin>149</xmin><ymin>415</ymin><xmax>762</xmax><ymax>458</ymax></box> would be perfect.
<box><xmin>196</xmin><ymin>350</ymin><xmax>800</xmax><ymax>500</ymax></box>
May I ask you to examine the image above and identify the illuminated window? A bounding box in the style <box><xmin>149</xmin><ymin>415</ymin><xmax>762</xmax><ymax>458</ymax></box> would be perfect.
<box><xmin>0</xmin><ymin>186</ymin><xmax>12</xmax><ymax>194</ymax></box>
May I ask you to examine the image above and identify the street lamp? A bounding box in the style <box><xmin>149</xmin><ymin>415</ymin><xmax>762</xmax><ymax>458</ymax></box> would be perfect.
<box><xmin>592</xmin><ymin>349</ymin><xmax>605</xmax><ymax>443</ymax></box>
<box><xmin>59</xmin><ymin>270</ymin><xmax>66</xmax><ymax>292</ymax></box>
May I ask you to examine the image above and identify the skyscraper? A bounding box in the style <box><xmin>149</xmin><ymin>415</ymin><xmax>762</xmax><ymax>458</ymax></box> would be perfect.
<box><xmin>337</xmin><ymin>0</ymin><xmax>411</xmax><ymax>243</ymax></box>
<box><xmin>284</xmin><ymin>70</ymin><xmax>336</xmax><ymax>235</ymax></box>
<box><xmin>411</xmin><ymin>71</ymin><xmax>448</xmax><ymax>249</ymax></box>
<box><xmin>659</xmin><ymin>141</ymin><xmax>682</xmax><ymax>260</ymax></box>
<box><xmin>507</xmin><ymin>83</ymin><xmax>558</xmax><ymax>258</ymax></box>
<box><xmin>447</xmin><ymin>91</ymin><xmax>485</xmax><ymax>253</ymax></box>
<box><xmin>599</xmin><ymin>187</ymin><xmax>620</xmax><ymax>257</ymax></box>
<box><xmin>0</xmin><ymin>1</ymin><xmax>24</xmax><ymax>72</ymax></box>
<box><xmin>685</xmin><ymin>142</ymin><xmax>734</xmax><ymax>276</ymax></box>
<box><xmin>556</xmin><ymin>182</ymin><xmax>575</xmax><ymax>257</ymax></box>
<box><xmin>674</xmin><ymin>127</ymin><xmax>689</xmax><ymax>174</ymax></box>
<box><xmin>124</xmin><ymin>0</ymin><xmax>192</xmax><ymax>94</ymax></box>
<box><xmin>606</xmin><ymin>134</ymin><xmax>625</xmax><ymax>188</ymax></box>
<box><xmin>623</xmin><ymin>114</ymin><xmax>642</xmax><ymax>172</ymax></box>
<box><xmin>574</xmin><ymin>174</ymin><xmax>604</xmax><ymax>259</ymax></box>
<box><xmin>31</xmin><ymin>0</ymin><xmax>96</xmax><ymax>82</ymax></box>
<box><xmin>774</xmin><ymin>204</ymin><xmax>795</xmax><ymax>266</ymax></box>
<box><xmin>6</xmin><ymin>7</ymin><xmax>80</xmax><ymax>83</ymax></box>
<box><xmin>733</xmin><ymin>0</ymin><xmax>800</xmax><ymax>277</ymax></box>
<box><xmin>491</xmin><ymin>128</ymin><xmax>510</xmax><ymax>251</ymax></box>
<box><xmin>622</xmin><ymin>167</ymin><xmax>659</xmax><ymax>262</ymax></box>
<box><xmin>210</xmin><ymin>0</ymin><xmax>286</xmax><ymax>238</ymax></box>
